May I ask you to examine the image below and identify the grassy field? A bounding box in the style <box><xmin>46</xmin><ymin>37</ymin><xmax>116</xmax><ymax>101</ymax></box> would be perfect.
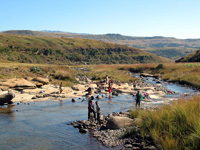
<box><xmin>0</xmin><ymin>63</ymin><xmax>137</xmax><ymax>86</ymax></box>
<box><xmin>126</xmin><ymin>63</ymin><xmax>200</xmax><ymax>89</ymax></box>
<box><xmin>130</xmin><ymin>95</ymin><xmax>200</xmax><ymax>150</ymax></box>
<box><xmin>0</xmin><ymin>62</ymin><xmax>199</xmax><ymax>88</ymax></box>
<box><xmin>82</xmin><ymin>64</ymin><xmax>137</xmax><ymax>82</ymax></box>
<box><xmin>0</xmin><ymin>62</ymin><xmax>76</xmax><ymax>86</ymax></box>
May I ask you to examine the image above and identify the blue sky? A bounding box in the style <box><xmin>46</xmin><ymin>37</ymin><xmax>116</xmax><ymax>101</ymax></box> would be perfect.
<box><xmin>1</xmin><ymin>0</ymin><xmax>200</xmax><ymax>39</ymax></box>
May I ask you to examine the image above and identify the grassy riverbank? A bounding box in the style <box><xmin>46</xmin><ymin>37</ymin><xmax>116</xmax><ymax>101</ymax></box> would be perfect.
<box><xmin>0</xmin><ymin>62</ymin><xmax>199</xmax><ymax>88</ymax></box>
<box><xmin>130</xmin><ymin>95</ymin><xmax>200</xmax><ymax>150</ymax></box>
<box><xmin>82</xmin><ymin>64</ymin><xmax>137</xmax><ymax>82</ymax></box>
<box><xmin>0</xmin><ymin>62</ymin><xmax>76</xmax><ymax>86</ymax></box>
<box><xmin>127</xmin><ymin>63</ymin><xmax>200</xmax><ymax>89</ymax></box>
<box><xmin>0</xmin><ymin>63</ymin><xmax>137</xmax><ymax>86</ymax></box>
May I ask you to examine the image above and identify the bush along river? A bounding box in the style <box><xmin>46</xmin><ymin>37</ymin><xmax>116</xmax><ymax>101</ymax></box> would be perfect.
<box><xmin>0</xmin><ymin>74</ymin><xmax>198</xmax><ymax>150</ymax></box>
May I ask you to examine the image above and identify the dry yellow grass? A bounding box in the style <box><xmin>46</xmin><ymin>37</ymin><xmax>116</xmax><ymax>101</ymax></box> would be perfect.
<box><xmin>130</xmin><ymin>95</ymin><xmax>200</xmax><ymax>150</ymax></box>
<box><xmin>0</xmin><ymin>62</ymin><xmax>199</xmax><ymax>88</ymax></box>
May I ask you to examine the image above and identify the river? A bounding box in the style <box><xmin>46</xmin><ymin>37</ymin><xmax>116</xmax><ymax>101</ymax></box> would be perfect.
<box><xmin>0</xmin><ymin>75</ymin><xmax>198</xmax><ymax>150</ymax></box>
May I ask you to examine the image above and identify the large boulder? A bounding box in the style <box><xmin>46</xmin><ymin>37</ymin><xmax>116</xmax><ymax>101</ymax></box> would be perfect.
<box><xmin>132</xmin><ymin>118</ymin><xmax>143</xmax><ymax>126</ymax></box>
<box><xmin>135</xmin><ymin>87</ymin><xmax>155</xmax><ymax>91</ymax></box>
<box><xmin>0</xmin><ymin>78</ymin><xmax>36</xmax><ymax>90</ymax></box>
<box><xmin>0</xmin><ymin>90</ymin><xmax>15</xmax><ymax>105</ymax></box>
<box><xmin>72</xmin><ymin>84</ymin><xmax>87</xmax><ymax>91</ymax></box>
<box><xmin>14</xmin><ymin>78</ymin><xmax>36</xmax><ymax>90</ymax></box>
<box><xmin>32</xmin><ymin>77</ymin><xmax>49</xmax><ymax>85</ymax></box>
<box><xmin>140</xmin><ymin>73</ymin><xmax>154</xmax><ymax>77</ymax></box>
<box><xmin>0</xmin><ymin>79</ymin><xmax>16</xmax><ymax>88</ymax></box>
<box><xmin>106</xmin><ymin>116</ymin><xmax>134</xmax><ymax>130</ymax></box>
<box><xmin>89</xmin><ymin>84</ymin><xmax>97</xmax><ymax>88</ymax></box>
<box><xmin>140</xmin><ymin>73</ymin><xmax>159</xmax><ymax>78</ymax></box>
<box><xmin>149</xmin><ymin>91</ymin><xmax>166</xmax><ymax>99</ymax></box>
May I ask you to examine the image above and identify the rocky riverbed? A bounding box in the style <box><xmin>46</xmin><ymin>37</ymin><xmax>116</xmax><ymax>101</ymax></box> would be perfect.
<box><xmin>0</xmin><ymin>73</ymin><xmax>179</xmax><ymax>104</ymax></box>
<box><xmin>0</xmin><ymin>73</ymin><xmax>197</xmax><ymax>150</ymax></box>
<box><xmin>68</xmin><ymin>111</ymin><xmax>157</xmax><ymax>150</ymax></box>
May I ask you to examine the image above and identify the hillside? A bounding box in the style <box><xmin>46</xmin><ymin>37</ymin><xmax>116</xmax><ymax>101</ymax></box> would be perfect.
<box><xmin>176</xmin><ymin>49</ymin><xmax>200</xmax><ymax>62</ymax></box>
<box><xmin>3</xmin><ymin>30</ymin><xmax>200</xmax><ymax>60</ymax></box>
<box><xmin>0</xmin><ymin>33</ymin><xmax>169</xmax><ymax>64</ymax></box>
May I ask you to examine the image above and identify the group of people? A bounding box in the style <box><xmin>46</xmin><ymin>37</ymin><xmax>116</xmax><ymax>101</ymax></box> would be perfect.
<box><xmin>59</xmin><ymin>76</ymin><xmax>148</xmax><ymax>120</ymax></box>
<box><xmin>88</xmin><ymin>96</ymin><xmax>101</xmax><ymax>121</ymax></box>
<box><xmin>87</xmin><ymin>75</ymin><xmax>113</xmax><ymax>121</ymax></box>
<box><xmin>135</xmin><ymin>91</ymin><xmax>149</xmax><ymax>108</ymax></box>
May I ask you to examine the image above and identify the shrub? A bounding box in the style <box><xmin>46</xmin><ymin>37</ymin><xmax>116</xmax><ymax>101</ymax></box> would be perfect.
<box><xmin>52</xmin><ymin>71</ymin><xmax>76</xmax><ymax>82</ymax></box>
<box><xmin>7</xmin><ymin>57</ymin><xmax>14</xmax><ymax>61</ymax></box>
<box><xmin>30</xmin><ymin>66</ymin><xmax>41</xmax><ymax>73</ymax></box>
<box><xmin>156</xmin><ymin>63</ymin><xmax>164</xmax><ymax>69</ymax></box>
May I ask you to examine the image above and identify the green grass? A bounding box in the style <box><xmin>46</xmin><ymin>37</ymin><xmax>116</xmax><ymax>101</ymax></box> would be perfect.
<box><xmin>176</xmin><ymin>50</ymin><xmax>200</xmax><ymax>62</ymax></box>
<box><xmin>4</xmin><ymin>30</ymin><xmax>200</xmax><ymax>60</ymax></box>
<box><xmin>129</xmin><ymin>95</ymin><xmax>200</xmax><ymax>150</ymax></box>
<box><xmin>82</xmin><ymin>64</ymin><xmax>138</xmax><ymax>83</ymax></box>
<box><xmin>0</xmin><ymin>33</ymin><xmax>169</xmax><ymax>64</ymax></box>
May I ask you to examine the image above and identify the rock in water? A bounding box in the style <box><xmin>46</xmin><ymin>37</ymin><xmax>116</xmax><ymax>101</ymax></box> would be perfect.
<box><xmin>79</xmin><ymin>128</ymin><xmax>88</xmax><ymax>133</ymax></box>
<box><xmin>106</xmin><ymin>116</ymin><xmax>134</xmax><ymax>129</ymax></box>
<box><xmin>0</xmin><ymin>90</ymin><xmax>15</xmax><ymax>105</ymax></box>
<box><xmin>72</xmin><ymin>99</ymin><xmax>76</xmax><ymax>102</ymax></box>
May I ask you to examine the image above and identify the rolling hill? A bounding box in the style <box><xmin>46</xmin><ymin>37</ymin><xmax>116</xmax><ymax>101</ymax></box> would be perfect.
<box><xmin>0</xmin><ymin>33</ymin><xmax>169</xmax><ymax>64</ymax></box>
<box><xmin>3</xmin><ymin>30</ymin><xmax>200</xmax><ymax>60</ymax></box>
<box><xmin>176</xmin><ymin>49</ymin><xmax>200</xmax><ymax>62</ymax></box>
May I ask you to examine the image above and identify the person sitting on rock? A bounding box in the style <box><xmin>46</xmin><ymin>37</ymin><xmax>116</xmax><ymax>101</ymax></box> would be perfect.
<box><xmin>95</xmin><ymin>101</ymin><xmax>101</xmax><ymax>122</ymax></box>
<box><xmin>88</xmin><ymin>96</ymin><xmax>96</xmax><ymax>120</ymax></box>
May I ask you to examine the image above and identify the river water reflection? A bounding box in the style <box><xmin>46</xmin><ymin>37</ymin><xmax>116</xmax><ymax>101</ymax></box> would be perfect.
<box><xmin>0</xmin><ymin>77</ymin><xmax>198</xmax><ymax>150</ymax></box>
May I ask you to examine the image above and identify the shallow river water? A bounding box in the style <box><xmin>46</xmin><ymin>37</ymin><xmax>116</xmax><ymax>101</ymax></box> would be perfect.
<box><xmin>0</xmin><ymin>76</ymin><xmax>198</xmax><ymax>150</ymax></box>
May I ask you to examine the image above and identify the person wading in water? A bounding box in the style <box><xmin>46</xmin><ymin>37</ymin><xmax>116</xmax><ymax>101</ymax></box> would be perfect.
<box><xmin>88</xmin><ymin>96</ymin><xmax>96</xmax><ymax>120</ymax></box>
<box><xmin>95</xmin><ymin>101</ymin><xmax>101</xmax><ymax>123</ymax></box>
<box><xmin>136</xmin><ymin>91</ymin><xmax>141</xmax><ymax>108</ymax></box>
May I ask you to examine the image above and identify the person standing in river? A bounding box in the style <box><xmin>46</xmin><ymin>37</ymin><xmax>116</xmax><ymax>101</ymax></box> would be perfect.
<box><xmin>136</xmin><ymin>91</ymin><xmax>141</xmax><ymax>108</ymax></box>
<box><xmin>88</xmin><ymin>96</ymin><xmax>96</xmax><ymax>120</ymax></box>
<box><xmin>95</xmin><ymin>101</ymin><xmax>101</xmax><ymax>122</ymax></box>
<box><xmin>59</xmin><ymin>82</ymin><xmax>63</xmax><ymax>94</ymax></box>
<box><xmin>108</xmin><ymin>83</ymin><xmax>112</xmax><ymax>95</ymax></box>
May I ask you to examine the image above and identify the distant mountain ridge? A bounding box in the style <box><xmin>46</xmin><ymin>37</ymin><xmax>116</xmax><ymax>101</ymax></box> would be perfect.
<box><xmin>0</xmin><ymin>33</ymin><xmax>169</xmax><ymax>64</ymax></box>
<box><xmin>3</xmin><ymin>30</ymin><xmax>200</xmax><ymax>60</ymax></box>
